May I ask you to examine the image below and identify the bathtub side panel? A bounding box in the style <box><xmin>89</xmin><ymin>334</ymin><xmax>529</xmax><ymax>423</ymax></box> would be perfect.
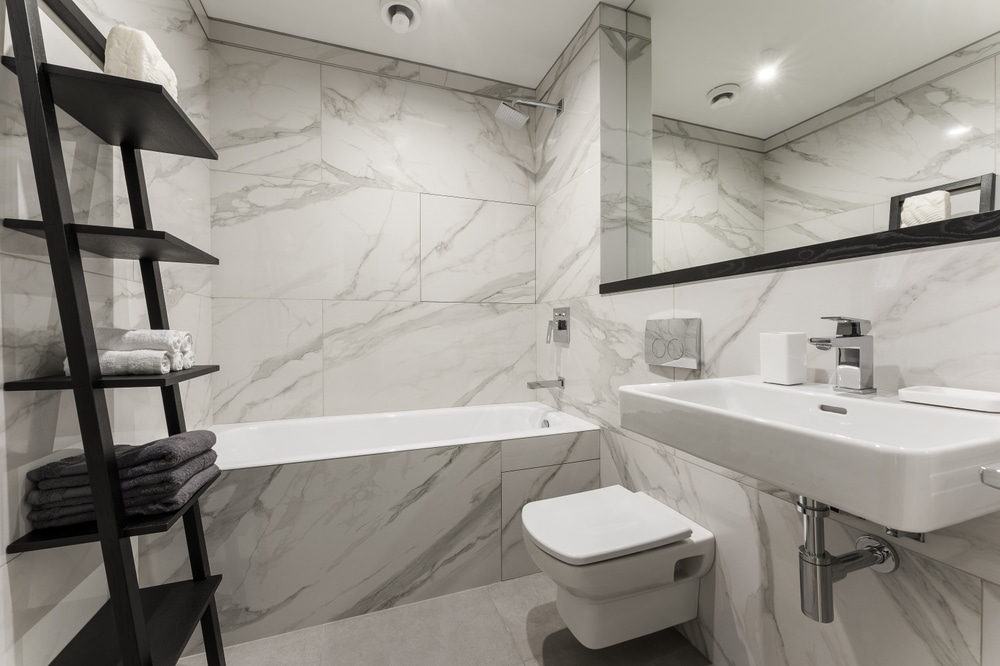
<box><xmin>138</xmin><ymin>441</ymin><xmax>502</xmax><ymax>649</ymax></box>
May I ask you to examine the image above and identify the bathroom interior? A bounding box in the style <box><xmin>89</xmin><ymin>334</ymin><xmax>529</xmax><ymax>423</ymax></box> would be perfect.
<box><xmin>3</xmin><ymin>0</ymin><xmax>1000</xmax><ymax>663</ymax></box>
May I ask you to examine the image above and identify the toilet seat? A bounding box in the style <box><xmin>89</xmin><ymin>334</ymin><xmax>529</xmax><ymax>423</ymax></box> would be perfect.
<box><xmin>521</xmin><ymin>485</ymin><xmax>693</xmax><ymax>565</ymax></box>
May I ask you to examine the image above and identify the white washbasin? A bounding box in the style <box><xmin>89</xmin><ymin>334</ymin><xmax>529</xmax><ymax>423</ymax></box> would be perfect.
<box><xmin>619</xmin><ymin>376</ymin><xmax>1000</xmax><ymax>533</ymax></box>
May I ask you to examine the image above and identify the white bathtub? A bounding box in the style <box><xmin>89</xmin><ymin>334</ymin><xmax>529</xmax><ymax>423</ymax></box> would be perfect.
<box><xmin>144</xmin><ymin>401</ymin><xmax>599</xmax><ymax>650</ymax></box>
<box><xmin>210</xmin><ymin>401</ymin><xmax>598</xmax><ymax>470</ymax></box>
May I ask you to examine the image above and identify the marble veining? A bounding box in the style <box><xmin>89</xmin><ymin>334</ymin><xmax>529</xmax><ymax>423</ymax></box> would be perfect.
<box><xmin>321</xmin><ymin>66</ymin><xmax>534</xmax><ymax>205</ymax></box>
<box><xmin>420</xmin><ymin>195</ymin><xmax>535</xmax><ymax>304</ymax></box>
<box><xmin>139</xmin><ymin>442</ymin><xmax>502</xmax><ymax>650</ymax></box>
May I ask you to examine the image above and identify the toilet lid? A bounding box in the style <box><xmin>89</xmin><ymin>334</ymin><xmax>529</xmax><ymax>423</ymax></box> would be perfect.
<box><xmin>521</xmin><ymin>485</ymin><xmax>693</xmax><ymax>565</ymax></box>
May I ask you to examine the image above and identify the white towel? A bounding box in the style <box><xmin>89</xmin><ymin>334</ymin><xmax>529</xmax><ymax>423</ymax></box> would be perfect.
<box><xmin>104</xmin><ymin>25</ymin><xmax>178</xmax><ymax>100</ymax></box>
<box><xmin>95</xmin><ymin>328</ymin><xmax>191</xmax><ymax>354</ymax></box>
<box><xmin>182</xmin><ymin>351</ymin><xmax>195</xmax><ymax>370</ymax></box>
<box><xmin>901</xmin><ymin>190</ymin><xmax>951</xmax><ymax>228</ymax></box>
<box><xmin>63</xmin><ymin>350</ymin><xmax>171</xmax><ymax>377</ymax></box>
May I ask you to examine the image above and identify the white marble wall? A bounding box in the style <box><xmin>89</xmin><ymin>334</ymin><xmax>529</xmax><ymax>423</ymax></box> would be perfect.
<box><xmin>0</xmin><ymin>0</ymin><xmax>212</xmax><ymax>662</ymax></box>
<box><xmin>209</xmin><ymin>42</ymin><xmax>538</xmax><ymax>423</ymax></box>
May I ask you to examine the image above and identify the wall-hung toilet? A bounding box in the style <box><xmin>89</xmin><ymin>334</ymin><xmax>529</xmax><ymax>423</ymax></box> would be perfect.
<box><xmin>521</xmin><ymin>485</ymin><xmax>715</xmax><ymax>649</ymax></box>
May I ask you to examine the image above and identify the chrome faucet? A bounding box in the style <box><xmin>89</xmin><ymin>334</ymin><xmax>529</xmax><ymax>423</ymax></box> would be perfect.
<box><xmin>527</xmin><ymin>377</ymin><xmax>564</xmax><ymax>389</ymax></box>
<box><xmin>808</xmin><ymin>316</ymin><xmax>875</xmax><ymax>394</ymax></box>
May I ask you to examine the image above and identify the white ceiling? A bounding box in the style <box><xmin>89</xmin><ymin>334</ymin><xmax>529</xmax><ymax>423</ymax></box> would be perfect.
<box><xmin>630</xmin><ymin>0</ymin><xmax>1000</xmax><ymax>138</ymax></box>
<box><xmin>203</xmin><ymin>0</ymin><xmax>1000</xmax><ymax>138</ymax></box>
<box><xmin>200</xmin><ymin>0</ymin><xmax>631</xmax><ymax>87</ymax></box>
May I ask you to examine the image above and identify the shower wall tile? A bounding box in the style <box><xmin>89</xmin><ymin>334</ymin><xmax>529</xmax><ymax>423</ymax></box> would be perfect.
<box><xmin>534</xmin><ymin>33</ymin><xmax>601</xmax><ymax>204</ymax></box>
<box><xmin>211</xmin><ymin>172</ymin><xmax>420</xmax><ymax>302</ymax></box>
<box><xmin>536</xmin><ymin>167</ymin><xmax>602</xmax><ymax>302</ymax></box>
<box><xmin>139</xmin><ymin>441</ymin><xmax>502</xmax><ymax>650</ymax></box>
<box><xmin>536</xmin><ymin>5</ymin><xmax>600</xmax><ymax>101</ymax></box>
<box><xmin>322</xmin><ymin>301</ymin><xmax>534</xmax><ymax>416</ymax></box>
<box><xmin>420</xmin><ymin>195</ymin><xmax>535</xmax><ymax>304</ymax></box>
<box><xmin>209</xmin><ymin>44</ymin><xmax>322</xmax><ymax>181</ymax></box>
<box><xmin>500</xmin><ymin>459</ymin><xmax>600</xmax><ymax>580</ymax></box>
<box><xmin>213</xmin><ymin>298</ymin><xmax>323</xmax><ymax>424</ymax></box>
<box><xmin>320</xmin><ymin>66</ymin><xmax>534</xmax><ymax>205</ymax></box>
<box><xmin>764</xmin><ymin>59</ymin><xmax>996</xmax><ymax>230</ymax></box>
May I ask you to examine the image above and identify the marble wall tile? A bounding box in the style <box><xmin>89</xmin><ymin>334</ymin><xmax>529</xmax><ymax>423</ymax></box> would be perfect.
<box><xmin>651</xmin><ymin>134</ymin><xmax>718</xmax><ymax>224</ymax></box>
<box><xmin>652</xmin><ymin>219</ymin><xmax>764</xmax><ymax>274</ymax></box>
<box><xmin>139</xmin><ymin>442</ymin><xmax>502</xmax><ymax>648</ymax></box>
<box><xmin>501</xmin><ymin>430</ymin><xmax>599</xmax><ymax>473</ymax></box>
<box><xmin>764</xmin><ymin>59</ymin><xmax>996</xmax><ymax>229</ymax></box>
<box><xmin>211</xmin><ymin>172</ymin><xmax>420</xmax><ymax>301</ymax></box>
<box><xmin>536</xmin><ymin>5</ymin><xmax>600</xmax><ymax>101</ymax></box>
<box><xmin>420</xmin><ymin>195</ymin><xmax>535</xmax><ymax>304</ymax></box>
<box><xmin>213</xmin><ymin>298</ymin><xmax>323</xmax><ymax>424</ymax></box>
<box><xmin>763</xmin><ymin>207</ymin><xmax>875</xmax><ymax>254</ymax></box>
<box><xmin>320</xmin><ymin>66</ymin><xmax>534</xmax><ymax>205</ymax></box>
<box><xmin>654</xmin><ymin>116</ymin><xmax>765</xmax><ymax>153</ymax></box>
<box><xmin>322</xmin><ymin>301</ymin><xmax>534</xmax><ymax>416</ymax></box>
<box><xmin>500</xmin><ymin>459</ymin><xmax>600</xmax><ymax>580</ymax></box>
<box><xmin>984</xmin><ymin>582</ymin><xmax>1000</xmax><ymax>664</ymax></box>
<box><xmin>536</xmin><ymin>167</ymin><xmax>602</xmax><ymax>302</ymax></box>
<box><xmin>209</xmin><ymin>44</ymin><xmax>322</xmax><ymax>181</ymax></box>
<box><xmin>534</xmin><ymin>33</ymin><xmax>601</xmax><ymax>204</ymax></box>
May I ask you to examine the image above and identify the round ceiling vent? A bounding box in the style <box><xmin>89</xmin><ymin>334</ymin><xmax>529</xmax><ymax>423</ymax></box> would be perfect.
<box><xmin>381</xmin><ymin>0</ymin><xmax>422</xmax><ymax>34</ymax></box>
<box><xmin>706</xmin><ymin>83</ymin><xmax>741</xmax><ymax>109</ymax></box>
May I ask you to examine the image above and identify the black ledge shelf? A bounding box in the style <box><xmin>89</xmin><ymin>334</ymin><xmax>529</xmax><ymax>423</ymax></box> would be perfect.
<box><xmin>4</xmin><ymin>219</ymin><xmax>219</xmax><ymax>264</ymax></box>
<box><xmin>4</xmin><ymin>365</ymin><xmax>219</xmax><ymax>392</ymax></box>
<box><xmin>2</xmin><ymin>56</ymin><xmax>217</xmax><ymax>160</ymax></box>
<box><xmin>49</xmin><ymin>576</ymin><xmax>221</xmax><ymax>666</ymax></box>
<box><xmin>6</xmin><ymin>468</ymin><xmax>220</xmax><ymax>553</ymax></box>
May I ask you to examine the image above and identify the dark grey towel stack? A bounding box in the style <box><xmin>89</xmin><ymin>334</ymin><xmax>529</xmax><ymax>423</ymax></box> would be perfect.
<box><xmin>25</xmin><ymin>430</ymin><xmax>220</xmax><ymax>530</ymax></box>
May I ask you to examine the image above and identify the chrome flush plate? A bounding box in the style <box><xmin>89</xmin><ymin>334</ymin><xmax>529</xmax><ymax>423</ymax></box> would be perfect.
<box><xmin>645</xmin><ymin>318</ymin><xmax>700</xmax><ymax>370</ymax></box>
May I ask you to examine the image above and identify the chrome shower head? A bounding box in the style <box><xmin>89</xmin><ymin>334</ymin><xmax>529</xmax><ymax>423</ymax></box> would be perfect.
<box><xmin>494</xmin><ymin>98</ymin><xmax>565</xmax><ymax>129</ymax></box>
<box><xmin>495</xmin><ymin>101</ymin><xmax>529</xmax><ymax>129</ymax></box>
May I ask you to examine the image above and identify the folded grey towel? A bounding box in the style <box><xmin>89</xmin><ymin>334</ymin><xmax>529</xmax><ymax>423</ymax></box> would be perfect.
<box><xmin>28</xmin><ymin>466</ymin><xmax>220</xmax><ymax>530</ymax></box>
<box><xmin>27</xmin><ymin>450</ymin><xmax>217</xmax><ymax>506</ymax></box>
<box><xmin>28</xmin><ymin>430</ymin><xmax>216</xmax><ymax>486</ymax></box>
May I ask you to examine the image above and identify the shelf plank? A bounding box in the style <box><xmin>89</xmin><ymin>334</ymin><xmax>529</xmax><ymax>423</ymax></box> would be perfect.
<box><xmin>3</xmin><ymin>219</ymin><xmax>219</xmax><ymax>264</ymax></box>
<box><xmin>49</xmin><ymin>576</ymin><xmax>222</xmax><ymax>666</ymax></box>
<box><xmin>2</xmin><ymin>56</ymin><xmax>217</xmax><ymax>160</ymax></box>
<box><xmin>6</xmin><ymin>467</ymin><xmax>220</xmax><ymax>553</ymax></box>
<box><xmin>4</xmin><ymin>365</ymin><xmax>219</xmax><ymax>392</ymax></box>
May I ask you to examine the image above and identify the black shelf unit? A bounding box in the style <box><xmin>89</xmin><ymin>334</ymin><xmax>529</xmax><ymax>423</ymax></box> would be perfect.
<box><xmin>4</xmin><ymin>218</ymin><xmax>220</xmax><ymax>264</ymax></box>
<box><xmin>50</xmin><ymin>576</ymin><xmax>222</xmax><ymax>666</ymax></box>
<box><xmin>3</xmin><ymin>0</ymin><xmax>226</xmax><ymax>663</ymax></box>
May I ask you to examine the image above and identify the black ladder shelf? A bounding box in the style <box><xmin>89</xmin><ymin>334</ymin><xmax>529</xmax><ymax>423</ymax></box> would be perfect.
<box><xmin>3</xmin><ymin>0</ymin><xmax>225</xmax><ymax>663</ymax></box>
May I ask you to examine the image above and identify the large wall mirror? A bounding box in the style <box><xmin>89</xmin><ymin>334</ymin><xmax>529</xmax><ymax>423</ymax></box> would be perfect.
<box><xmin>604</xmin><ymin>0</ymin><xmax>1000</xmax><ymax>292</ymax></box>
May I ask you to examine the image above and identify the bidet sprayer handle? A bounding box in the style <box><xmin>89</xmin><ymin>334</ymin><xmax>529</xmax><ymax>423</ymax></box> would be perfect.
<box><xmin>820</xmin><ymin>316</ymin><xmax>871</xmax><ymax>337</ymax></box>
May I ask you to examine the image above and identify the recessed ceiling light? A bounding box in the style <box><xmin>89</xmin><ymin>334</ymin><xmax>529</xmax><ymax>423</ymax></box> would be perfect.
<box><xmin>381</xmin><ymin>0</ymin><xmax>422</xmax><ymax>34</ymax></box>
<box><xmin>756</xmin><ymin>49</ymin><xmax>779</xmax><ymax>84</ymax></box>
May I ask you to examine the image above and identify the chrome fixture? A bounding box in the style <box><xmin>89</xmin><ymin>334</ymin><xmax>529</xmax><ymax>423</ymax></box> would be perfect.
<box><xmin>982</xmin><ymin>463</ymin><xmax>1000</xmax><ymax>489</ymax></box>
<box><xmin>644</xmin><ymin>317</ymin><xmax>700</xmax><ymax>369</ymax></box>
<box><xmin>495</xmin><ymin>98</ymin><xmax>565</xmax><ymax>129</ymax></box>
<box><xmin>808</xmin><ymin>316</ymin><xmax>875</xmax><ymax>394</ymax></box>
<box><xmin>546</xmin><ymin>307</ymin><xmax>570</xmax><ymax>345</ymax></box>
<box><xmin>528</xmin><ymin>377</ymin><xmax>565</xmax><ymax>390</ymax></box>
<box><xmin>797</xmin><ymin>497</ymin><xmax>898</xmax><ymax>623</ymax></box>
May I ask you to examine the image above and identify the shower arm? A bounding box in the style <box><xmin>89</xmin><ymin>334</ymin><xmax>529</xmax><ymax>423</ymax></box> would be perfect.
<box><xmin>509</xmin><ymin>98</ymin><xmax>564</xmax><ymax>115</ymax></box>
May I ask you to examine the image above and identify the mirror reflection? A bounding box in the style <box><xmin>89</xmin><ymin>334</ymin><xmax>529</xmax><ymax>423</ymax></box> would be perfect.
<box><xmin>623</xmin><ymin>0</ymin><xmax>1000</xmax><ymax>279</ymax></box>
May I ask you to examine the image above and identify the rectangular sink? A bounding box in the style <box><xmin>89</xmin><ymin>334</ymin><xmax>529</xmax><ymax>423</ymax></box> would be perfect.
<box><xmin>619</xmin><ymin>377</ymin><xmax>1000</xmax><ymax>533</ymax></box>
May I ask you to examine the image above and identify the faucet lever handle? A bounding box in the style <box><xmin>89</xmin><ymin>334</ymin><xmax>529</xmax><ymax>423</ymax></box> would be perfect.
<box><xmin>821</xmin><ymin>316</ymin><xmax>871</xmax><ymax>337</ymax></box>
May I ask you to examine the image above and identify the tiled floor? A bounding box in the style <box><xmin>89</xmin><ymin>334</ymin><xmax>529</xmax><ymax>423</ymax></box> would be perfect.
<box><xmin>179</xmin><ymin>574</ymin><xmax>712</xmax><ymax>665</ymax></box>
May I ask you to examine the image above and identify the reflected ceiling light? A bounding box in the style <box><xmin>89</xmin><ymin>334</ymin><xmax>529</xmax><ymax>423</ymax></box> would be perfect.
<box><xmin>381</xmin><ymin>0</ymin><xmax>422</xmax><ymax>34</ymax></box>
<box><xmin>947</xmin><ymin>125</ymin><xmax>971</xmax><ymax>137</ymax></box>
<box><xmin>756</xmin><ymin>49</ymin><xmax>779</xmax><ymax>84</ymax></box>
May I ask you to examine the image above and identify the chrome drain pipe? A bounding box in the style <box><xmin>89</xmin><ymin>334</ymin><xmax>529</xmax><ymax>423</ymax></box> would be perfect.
<box><xmin>797</xmin><ymin>497</ymin><xmax>899</xmax><ymax>623</ymax></box>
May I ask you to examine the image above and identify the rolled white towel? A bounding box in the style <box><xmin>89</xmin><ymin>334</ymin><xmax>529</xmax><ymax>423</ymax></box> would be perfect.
<box><xmin>182</xmin><ymin>351</ymin><xmax>195</xmax><ymax>370</ymax></box>
<box><xmin>63</xmin><ymin>350</ymin><xmax>171</xmax><ymax>376</ymax></box>
<box><xmin>179</xmin><ymin>332</ymin><xmax>194</xmax><ymax>354</ymax></box>
<box><xmin>94</xmin><ymin>328</ymin><xmax>191</xmax><ymax>354</ymax></box>
<box><xmin>170</xmin><ymin>352</ymin><xmax>184</xmax><ymax>372</ymax></box>
<box><xmin>104</xmin><ymin>25</ymin><xmax>178</xmax><ymax>100</ymax></box>
<box><xmin>901</xmin><ymin>190</ymin><xmax>951</xmax><ymax>227</ymax></box>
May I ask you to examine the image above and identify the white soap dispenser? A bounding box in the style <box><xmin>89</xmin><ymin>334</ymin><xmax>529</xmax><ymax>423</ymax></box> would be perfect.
<box><xmin>759</xmin><ymin>332</ymin><xmax>806</xmax><ymax>385</ymax></box>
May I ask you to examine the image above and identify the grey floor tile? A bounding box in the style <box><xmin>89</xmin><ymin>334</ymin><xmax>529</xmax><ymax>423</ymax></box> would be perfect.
<box><xmin>178</xmin><ymin>623</ymin><xmax>326</xmax><ymax>666</ymax></box>
<box><xmin>319</xmin><ymin>586</ymin><xmax>522</xmax><ymax>666</ymax></box>
<box><xmin>487</xmin><ymin>573</ymin><xmax>710</xmax><ymax>666</ymax></box>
